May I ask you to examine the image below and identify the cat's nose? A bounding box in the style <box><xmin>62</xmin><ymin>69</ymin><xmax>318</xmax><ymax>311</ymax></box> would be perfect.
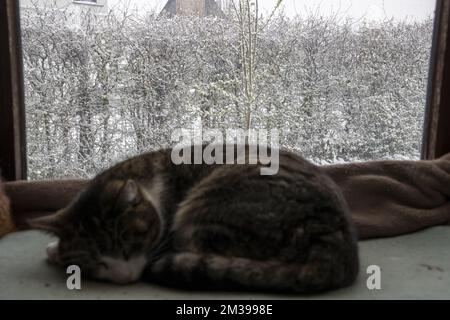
<box><xmin>110</xmin><ymin>268</ymin><xmax>139</xmax><ymax>285</ymax></box>
<box><xmin>97</xmin><ymin>255</ymin><xmax>147</xmax><ymax>285</ymax></box>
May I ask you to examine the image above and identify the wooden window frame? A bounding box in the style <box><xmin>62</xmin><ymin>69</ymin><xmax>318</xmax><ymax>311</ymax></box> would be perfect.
<box><xmin>0</xmin><ymin>0</ymin><xmax>26</xmax><ymax>181</ymax></box>
<box><xmin>0</xmin><ymin>0</ymin><xmax>449</xmax><ymax>181</ymax></box>
<box><xmin>422</xmin><ymin>0</ymin><xmax>450</xmax><ymax>159</ymax></box>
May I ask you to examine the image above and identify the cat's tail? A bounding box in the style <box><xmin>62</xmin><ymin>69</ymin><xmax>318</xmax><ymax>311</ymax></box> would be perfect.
<box><xmin>143</xmin><ymin>249</ymin><xmax>358</xmax><ymax>294</ymax></box>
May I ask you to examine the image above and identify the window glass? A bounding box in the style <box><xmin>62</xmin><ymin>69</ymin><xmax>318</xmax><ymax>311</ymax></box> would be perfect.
<box><xmin>19</xmin><ymin>0</ymin><xmax>437</xmax><ymax>179</ymax></box>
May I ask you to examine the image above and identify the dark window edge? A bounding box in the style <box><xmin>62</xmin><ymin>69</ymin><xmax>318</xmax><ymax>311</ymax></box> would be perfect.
<box><xmin>422</xmin><ymin>0</ymin><xmax>450</xmax><ymax>159</ymax></box>
<box><xmin>0</xmin><ymin>0</ymin><xmax>27</xmax><ymax>181</ymax></box>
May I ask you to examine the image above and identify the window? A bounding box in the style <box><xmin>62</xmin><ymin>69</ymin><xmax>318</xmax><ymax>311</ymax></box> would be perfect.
<box><xmin>10</xmin><ymin>0</ymin><xmax>441</xmax><ymax>179</ymax></box>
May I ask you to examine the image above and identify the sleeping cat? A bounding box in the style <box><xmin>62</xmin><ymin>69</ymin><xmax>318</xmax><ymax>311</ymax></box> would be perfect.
<box><xmin>30</xmin><ymin>145</ymin><xmax>359</xmax><ymax>293</ymax></box>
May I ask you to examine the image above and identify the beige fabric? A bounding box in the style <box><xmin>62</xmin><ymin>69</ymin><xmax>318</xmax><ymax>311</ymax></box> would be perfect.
<box><xmin>0</xmin><ymin>181</ymin><xmax>15</xmax><ymax>237</ymax></box>
<box><xmin>324</xmin><ymin>153</ymin><xmax>450</xmax><ymax>239</ymax></box>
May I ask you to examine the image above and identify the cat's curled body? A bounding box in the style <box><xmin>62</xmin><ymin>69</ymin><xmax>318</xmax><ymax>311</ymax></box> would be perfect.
<box><xmin>31</xmin><ymin>145</ymin><xmax>359</xmax><ymax>293</ymax></box>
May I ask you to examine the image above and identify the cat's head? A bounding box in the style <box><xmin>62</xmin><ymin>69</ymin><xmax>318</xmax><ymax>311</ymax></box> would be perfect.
<box><xmin>28</xmin><ymin>179</ymin><xmax>163</xmax><ymax>284</ymax></box>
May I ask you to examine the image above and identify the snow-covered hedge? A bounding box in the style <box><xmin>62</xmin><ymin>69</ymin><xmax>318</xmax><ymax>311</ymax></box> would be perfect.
<box><xmin>21</xmin><ymin>7</ymin><xmax>433</xmax><ymax>179</ymax></box>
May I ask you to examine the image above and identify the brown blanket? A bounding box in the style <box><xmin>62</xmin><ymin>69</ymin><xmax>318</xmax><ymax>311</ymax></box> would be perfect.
<box><xmin>323</xmin><ymin>153</ymin><xmax>450</xmax><ymax>239</ymax></box>
<box><xmin>0</xmin><ymin>181</ymin><xmax>15</xmax><ymax>236</ymax></box>
<box><xmin>3</xmin><ymin>154</ymin><xmax>450</xmax><ymax>240</ymax></box>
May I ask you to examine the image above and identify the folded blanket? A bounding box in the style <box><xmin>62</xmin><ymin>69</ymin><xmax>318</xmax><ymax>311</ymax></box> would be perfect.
<box><xmin>324</xmin><ymin>153</ymin><xmax>450</xmax><ymax>239</ymax></box>
<box><xmin>3</xmin><ymin>179</ymin><xmax>88</xmax><ymax>229</ymax></box>
<box><xmin>0</xmin><ymin>181</ymin><xmax>15</xmax><ymax>237</ymax></box>
<box><xmin>3</xmin><ymin>154</ymin><xmax>450</xmax><ymax>240</ymax></box>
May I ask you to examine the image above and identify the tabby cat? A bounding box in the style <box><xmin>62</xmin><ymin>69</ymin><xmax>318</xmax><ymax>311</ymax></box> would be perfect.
<box><xmin>30</xmin><ymin>145</ymin><xmax>359</xmax><ymax>293</ymax></box>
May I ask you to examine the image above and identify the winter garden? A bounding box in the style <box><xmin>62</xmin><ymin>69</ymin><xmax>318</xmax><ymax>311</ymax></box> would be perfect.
<box><xmin>20</xmin><ymin>1</ymin><xmax>434</xmax><ymax>179</ymax></box>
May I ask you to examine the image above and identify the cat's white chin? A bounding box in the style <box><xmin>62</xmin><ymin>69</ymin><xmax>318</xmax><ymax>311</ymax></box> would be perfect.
<box><xmin>95</xmin><ymin>255</ymin><xmax>147</xmax><ymax>285</ymax></box>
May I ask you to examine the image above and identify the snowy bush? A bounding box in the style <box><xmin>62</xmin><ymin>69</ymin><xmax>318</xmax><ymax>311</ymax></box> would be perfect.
<box><xmin>20</xmin><ymin>5</ymin><xmax>433</xmax><ymax>179</ymax></box>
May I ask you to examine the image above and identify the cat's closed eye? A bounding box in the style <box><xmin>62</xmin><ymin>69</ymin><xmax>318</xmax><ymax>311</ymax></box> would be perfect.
<box><xmin>133</xmin><ymin>218</ymin><xmax>149</xmax><ymax>233</ymax></box>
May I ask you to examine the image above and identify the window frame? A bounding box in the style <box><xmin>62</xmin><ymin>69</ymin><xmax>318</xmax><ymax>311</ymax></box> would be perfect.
<box><xmin>0</xmin><ymin>0</ymin><xmax>26</xmax><ymax>181</ymax></box>
<box><xmin>422</xmin><ymin>0</ymin><xmax>450</xmax><ymax>159</ymax></box>
<box><xmin>0</xmin><ymin>0</ymin><xmax>448</xmax><ymax>181</ymax></box>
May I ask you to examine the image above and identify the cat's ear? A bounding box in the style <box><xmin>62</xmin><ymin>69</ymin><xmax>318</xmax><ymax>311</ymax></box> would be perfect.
<box><xmin>114</xmin><ymin>179</ymin><xmax>139</xmax><ymax>212</ymax></box>
<box><xmin>27</xmin><ymin>210</ymin><xmax>66</xmax><ymax>235</ymax></box>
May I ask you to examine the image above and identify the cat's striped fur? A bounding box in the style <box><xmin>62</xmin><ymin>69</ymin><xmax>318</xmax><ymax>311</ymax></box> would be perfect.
<box><xmin>30</xmin><ymin>145</ymin><xmax>359</xmax><ymax>293</ymax></box>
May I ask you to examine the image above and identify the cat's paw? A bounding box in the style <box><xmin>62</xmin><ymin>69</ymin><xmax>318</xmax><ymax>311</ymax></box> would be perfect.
<box><xmin>46</xmin><ymin>240</ymin><xmax>60</xmax><ymax>264</ymax></box>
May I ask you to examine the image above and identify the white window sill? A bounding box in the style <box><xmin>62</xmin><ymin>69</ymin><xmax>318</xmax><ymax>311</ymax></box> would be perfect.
<box><xmin>0</xmin><ymin>227</ymin><xmax>449</xmax><ymax>299</ymax></box>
